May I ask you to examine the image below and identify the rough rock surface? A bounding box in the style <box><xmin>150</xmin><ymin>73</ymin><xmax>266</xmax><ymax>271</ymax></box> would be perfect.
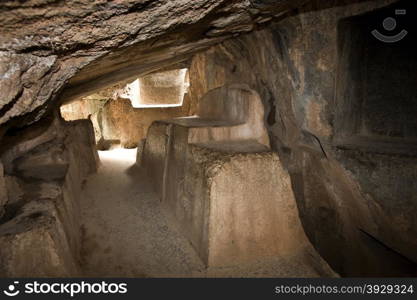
<box><xmin>14</xmin><ymin>142</ymin><xmax>69</xmax><ymax>181</ymax></box>
<box><xmin>80</xmin><ymin>148</ymin><xmax>335</xmax><ymax>277</ymax></box>
<box><xmin>100</xmin><ymin>98</ymin><xmax>192</xmax><ymax>148</ymax></box>
<box><xmin>1</xmin><ymin>0</ymin><xmax>416</xmax><ymax>278</ymax></box>
<box><xmin>0</xmin><ymin>199</ymin><xmax>79</xmax><ymax>277</ymax></box>
<box><xmin>136</xmin><ymin>69</ymin><xmax>188</xmax><ymax>106</ymax></box>
<box><xmin>142</xmin><ymin>85</ymin><xmax>270</xmax><ymax>198</ymax></box>
<box><xmin>188</xmin><ymin>146</ymin><xmax>331</xmax><ymax>270</ymax></box>
<box><xmin>141</xmin><ymin>85</ymin><xmax>335</xmax><ymax>276</ymax></box>
<box><xmin>186</xmin><ymin>0</ymin><xmax>417</xmax><ymax>276</ymax></box>
<box><xmin>0</xmin><ymin>115</ymin><xmax>98</xmax><ymax>277</ymax></box>
<box><xmin>61</xmin><ymin>89</ymin><xmax>196</xmax><ymax>149</ymax></box>
<box><xmin>0</xmin><ymin>0</ymin><xmax>307</xmax><ymax>130</ymax></box>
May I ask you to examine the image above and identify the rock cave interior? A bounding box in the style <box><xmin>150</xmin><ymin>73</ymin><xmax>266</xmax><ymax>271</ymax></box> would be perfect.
<box><xmin>0</xmin><ymin>0</ymin><xmax>416</xmax><ymax>278</ymax></box>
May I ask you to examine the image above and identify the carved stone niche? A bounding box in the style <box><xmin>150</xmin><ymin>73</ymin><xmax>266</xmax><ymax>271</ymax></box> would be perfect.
<box><xmin>334</xmin><ymin>0</ymin><xmax>417</xmax><ymax>155</ymax></box>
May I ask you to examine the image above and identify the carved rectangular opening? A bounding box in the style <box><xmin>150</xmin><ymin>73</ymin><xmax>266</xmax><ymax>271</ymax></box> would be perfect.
<box><xmin>334</xmin><ymin>1</ymin><xmax>417</xmax><ymax>154</ymax></box>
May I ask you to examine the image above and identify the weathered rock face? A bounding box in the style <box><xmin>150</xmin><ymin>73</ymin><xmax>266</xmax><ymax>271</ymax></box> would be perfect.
<box><xmin>60</xmin><ymin>80</ymin><xmax>197</xmax><ymax>149</ymax></box>
<box><xmin>186</xmin><ymin>0</ymin><xmax>417</xmax><ymax>276</ymax></box>
<box><xmin>0</xmin><ymin>115</ymin><xmax>98</xmax><ymax>276</ymax></box>
<box><xmin>0</xmin><ymin>199</ymin><xmax>80</xmax><ymax>277</ymax></box>
<box><xmin>135</xmin><ymin>69</ymin><xmax>188</xmax><ymax>106</ymax></box>
<box><xmin>0</xmin><ymin>0</ymin><xmax>307</xmax><ymax>132</ymax></box>
<box><xmin>1</xmin><ymin>0</ymin><xmax>416</xmax><ymax>278</ymax></box>
<box><xmin>100</xmin><ymin>97</ymin><xmax>194</xmax><ymax>149</ymax></box>
<box><xmin>141</xmin><ymin>85</ymin><xmax>336</xmax><ymax>276</ymax></box>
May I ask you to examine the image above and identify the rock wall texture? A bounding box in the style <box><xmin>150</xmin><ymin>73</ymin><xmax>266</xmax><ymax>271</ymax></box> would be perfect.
<box><xmin>1</xmin><ymin>0</ymin><xmax>416</xmax><ymax>277</ymax></box>
<box><xmin>137</xmin><ymin>69</ymin><xmax>188</xmax><ymax>106</ymax></box>
<box><xmin>0</xmin><ymin>0</ymin><xmax>308</xmax><ymax>133</ymax></box>
<box><xmin>0</xmin><ymin>115</ymin><xmax>98</xmax><ymax>276</ymax></box>
<box><xmin>186</xmin><ymin>0</ymin><xmax>417</xmax><ymax>276</ymax></box>
<box><xmin>141</xmin><ymin>85</ymin><xmax>335</xmax><ymax>275</ymax></box>
<box><xmin>99</xmin><ymin>96</ymin><xmax>195</xmax><ymax>149</ymax></box>
<box><xmin>61</xmin><ymin>86</ymin><xmax>196</xmax><ymax>149</ymax></box>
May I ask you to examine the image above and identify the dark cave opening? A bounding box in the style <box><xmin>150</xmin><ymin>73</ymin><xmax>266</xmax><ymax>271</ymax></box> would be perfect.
<box><xmin>335</xmin><ymin>0</ymin><xmax>417</xmax><ymax>154</ymax></box>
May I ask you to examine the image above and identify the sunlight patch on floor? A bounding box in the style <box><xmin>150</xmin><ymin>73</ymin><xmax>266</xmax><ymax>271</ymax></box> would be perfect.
<box><xmin>98</xmin><ymin>148</ymin><xmax>137</xmax><ymax>164</ymax></box>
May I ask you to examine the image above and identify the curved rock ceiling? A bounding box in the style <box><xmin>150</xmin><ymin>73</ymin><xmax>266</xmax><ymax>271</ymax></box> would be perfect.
<box><xmin>0</xmin><ymin>0</ymin><xmax>307</xmax><ymax>129</ymax></box>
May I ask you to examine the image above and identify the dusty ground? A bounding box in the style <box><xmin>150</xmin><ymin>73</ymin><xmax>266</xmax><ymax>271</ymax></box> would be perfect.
<box><xmin>79</xmin><ymin>149</ymin><xmax>334</xmax><ymax>277</ymax></box>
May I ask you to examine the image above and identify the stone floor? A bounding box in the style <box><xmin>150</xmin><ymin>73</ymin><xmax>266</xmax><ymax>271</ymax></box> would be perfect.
<box><xmin>79</xmin><ymin>148</ymin><xmax>335</xmax><ymax>277</ymax></box>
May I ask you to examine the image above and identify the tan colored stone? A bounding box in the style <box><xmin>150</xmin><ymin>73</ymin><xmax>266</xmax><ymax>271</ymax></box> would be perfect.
<box><xmin>188</xmin><ymin>146</ymin><xmax>325</xmax><ymax>268</ymax></box>
<box><xmin>142</xmin><ymin>85</ymin><xmax>270</xmax><ymax>198</ymax></box>
<box><xmin>0</xmin><ymin>199</ymin><xmax>80</xmax><ymax>277</ymax></box>
<box><xmin>136</xmin><ymin>69</ymin><xmax>188</xmax><ymax>106</ymax></box>
<box><xmin>0</xmin><ymin>116</ymin><xmax>99</xmax><ymax>277</ymax></box>
<box><xmin>188</xmin><ymin>85</ymin><xmax>270</xmax><ymax>147</ymax></box>
<box><xmin>142</xmin><ymin>85</ymin><xmax>335</xmax><ymax>275</ymax></box>
<box><xmin>0</xmin><ymin>0</ymin><xmax>306</xmax><ymax>127</ymax></box>
<box><xmin>14</xmin><ymin>143</ymin><xmax>69</xmax><ymax>181</ymax></box>
<box><xmin>1</xmin><ymin>116</ymin><xmax>65</xmax><ymax>174</ymax></box>
<box><xmin>60</xmin><ymin>78</ymin><xmax>196</xmax><ymax>149</ymax></box>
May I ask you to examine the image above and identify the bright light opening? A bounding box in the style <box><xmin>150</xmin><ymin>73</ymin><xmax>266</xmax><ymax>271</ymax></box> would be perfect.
<box><xmin>98</xmin><ymin>148</ymin><xmax>138</xmax><ymax>164</ymax></box>
<box><xmin>121</xmin><ymin>68</ymin><xmax>189</xmax><ymax>108</ymax></box>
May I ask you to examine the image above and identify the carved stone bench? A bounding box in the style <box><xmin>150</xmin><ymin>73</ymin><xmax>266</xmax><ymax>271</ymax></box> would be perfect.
<box><xmin>140</xmin><ymin>85</ymin><xmax>333</xmax><ymax>272</ymax></box>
